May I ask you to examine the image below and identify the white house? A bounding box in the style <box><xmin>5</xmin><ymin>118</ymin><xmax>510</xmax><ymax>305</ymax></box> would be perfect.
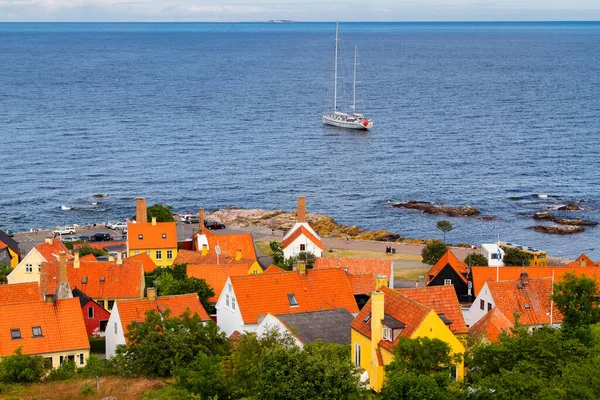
<box><xmin>480</xmin><ymin>243</ymin><xmax>504</xmax><ymax>267</ymax></box>
<box><xmin>7</xmin><ymin>238</ymin><xmax>72</xmax><ymax>284</ymax></box>
<box><xmin>105</xmin><ymin>300</ymin><xmax>125</xmax><ymax>359</ymax></box>
<box><xmin>282</xmin><ymin>196</ymin><xmax>323</xmax><ymax>260</ymax></box>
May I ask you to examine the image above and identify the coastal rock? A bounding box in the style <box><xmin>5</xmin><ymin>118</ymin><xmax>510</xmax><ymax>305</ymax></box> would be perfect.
<box><xmin>479</xmin><ymin>216</ymin><xmax>496</xmax><ymax>221</ymax></box>
<box><xmin>530</xmin><ymin>225</ymin><xmax>585</xmax><ymax>235</ymax></box>
<box><xmin>391</xmin><ymin>201</ymin><xmax>480</xmax><ymax>217</ymax></box>
<box><xmin>557</xmin><ymin>203</ymin><xmax>582</xmax><ymax>211</ymax></box>
<box><xmin>532</xmin><ymin>212</ymin><xmax>597</xmax><ymax>226</ymax></box>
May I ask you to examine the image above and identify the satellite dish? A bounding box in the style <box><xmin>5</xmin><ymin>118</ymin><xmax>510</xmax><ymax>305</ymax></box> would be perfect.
<box><xmin>215</xmin><ymin>246</ymin><xmax>221</xmax><ymax>255</ymax></box>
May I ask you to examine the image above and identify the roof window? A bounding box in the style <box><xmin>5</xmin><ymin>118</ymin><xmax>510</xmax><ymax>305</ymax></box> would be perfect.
<box><xmin>10</xmin><ymin>328</ymin><xmax>21</xmax><ymax>340</ymax></box>
<box><xmin>32</xmin><ymin>326</ymin><xmax>42</xmax><ymax>337</ymax></box>
<box><xmin>138</xmin><ymin>234</ymin><xmax>143</xmax><ymax>240</ymax></box>
<box><xmin>100</xmin><ymin>277</ymin><xmax>106</xmax><ymax>283</ymax></box>
<box><xmin>162</xmin><ymin>233</ymin><xmax>167</xmax><ymax>239</ymax></box>
<box><xmin>82</xmin><ymin>277</ymin><xmax>88</xmax><ymax>284</ymax></box>
<box><xmin>287</xmin><ymin>293</ymin><xmax>298</xmax><ymax>307</ymax></box>
<box><xmin>363</xmin><ymin>314</ymin><xmax>371</xmax><ymax>323</ymax></box>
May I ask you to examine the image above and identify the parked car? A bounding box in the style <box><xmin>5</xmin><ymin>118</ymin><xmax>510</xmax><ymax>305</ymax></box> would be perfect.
<box><xmin>184</xmin><ymin>215</ymin><xmax>200</xmax><ymax>224</ymax></box>
<box><xmin>52</xmin><ymin>226</ymin><xmax>76</xmax><ymax>235</ymax></box>
<box><xmin>61</xmin><ymin>236</ymin><xmax>80</xmax><ymax>243</ymax></box>
<box><xmin>180</xmin><ymin>214</ymin><xmax>193</xmax><ymax>222</ymax></box>
<box><xmin>91</xmin><ymin>232</ymin><xmax>112</xmax><ymax>242</ymax></box>
<box><xmin>78</xmin><ymin>235</ymin><xmax>91</xmax><ymax>241</ymax></box>
<box><xmin>105</xmin><ymin>221</ymin><xmax>119</xmax><ymax>228</ymax></box>
<box><xmin>111</xmin><ymin>222</ymin><xmax>127</xmax><ymax>230</ymax></box>
<box><xmin>205</xmin><ymin>220</ymin><xmax>226</xmax><ymax>230</ymax></box>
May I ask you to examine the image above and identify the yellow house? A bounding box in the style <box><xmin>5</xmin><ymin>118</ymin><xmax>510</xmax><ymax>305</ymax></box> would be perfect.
<box><xmin>350</xmin><ymin>276</ymin><xmax>465</xmax><ymax>392</ymax></box>
<box><xmin>7</xmin><ymin>238</ymin><xmax>72</xmax><ymax>284</ymax></box>
<box><xmin>127</xmin><ymin>198</ymin><xmax>178</xmax><ymax>269</ymax></box>
<box><xmin>0</xmin><ymin>230</ymin><xmax>21</xmax><ymax>269</ymax></box>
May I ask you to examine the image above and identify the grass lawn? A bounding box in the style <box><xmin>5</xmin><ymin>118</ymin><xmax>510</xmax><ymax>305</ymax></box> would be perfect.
<box><xmin>394</xmin><ymin>268</ymin><xmax>429</xmax><ymax>281</ymax></box>
<box><xmin>255</xmin><ymin>241</ymin><xmax>273</xmax><ymax>256</ymax></box>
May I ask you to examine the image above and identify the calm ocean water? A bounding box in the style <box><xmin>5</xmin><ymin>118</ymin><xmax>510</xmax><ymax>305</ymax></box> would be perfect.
<box><xmin>1</xmin><ymin>22</ymin><xmax>599</xmax><ymax>258</ymax></box>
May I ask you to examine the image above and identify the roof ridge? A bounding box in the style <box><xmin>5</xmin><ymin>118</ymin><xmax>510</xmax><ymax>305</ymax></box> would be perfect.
<box><xmin>382</xmin><ymin>286</ymin><xmax>433</xmax><ymax>313</ymax></box>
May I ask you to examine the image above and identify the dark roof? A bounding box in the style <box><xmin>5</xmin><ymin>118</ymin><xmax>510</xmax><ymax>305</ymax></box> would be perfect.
<box><xmin>276</xmin><ymin>308</ymin><xmax>354</xmax><ymax>345</ymax></box>
<box><xmin>382</xmin><ymin>314</ymin><xmax>406</xmax><ymax>329</ymax></box>
<box><xmin>72</xmin><ymin>287</ymin><xmax>92</xmax><ymax>308</ymax></box>
<box><xmin>0</xmin><ymin>230</ymin><xmax>20</xmax><ymax>257</ymax></box>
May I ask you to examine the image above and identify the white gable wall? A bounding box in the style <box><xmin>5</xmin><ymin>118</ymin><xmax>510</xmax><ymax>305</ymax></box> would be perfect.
<box><xmin>105</xmin><ymin>303</ymin><xmax>126</xmax><ymax>359</ymax></box>
<box><xmin>283</xmin><ymin>235</ymin><xmax>323</xmax><ymax>260</ymax></box>
<box><xmin>465</xmin><ymin>282</ymin><xmax>496</xmax><ymax>327</ymax></box>
<box><xmin>283</xmin><ymin>222</ymin><xmax>319</xmax><ymax>241</ymax></box>
<box><xmin>256</xmin><ymin>313</ymin><xmax>303</xmax><ymax>348</ymax></box>
<box><xmin>7</xmin><ymin>248</ymin><xmax>45</xmax><ymax>284</ymax></box>
<box><xmin>215</xmin><ymin>277</ymin><xmax>247</xmax><ymax>337</ymax></box>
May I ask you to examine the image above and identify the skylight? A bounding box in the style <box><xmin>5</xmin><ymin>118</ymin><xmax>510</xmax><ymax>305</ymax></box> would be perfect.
<box><xmin>10</xmin><ymin>328</ymin><xmax>21</xmax><ymax>339</ymax></box>
<box><xmin>363</xmin><ymin>314</ymin><xmax>371</xmax><ymax>323</ymax></box>
<box><xmin>287</xmin><ymin>293</ymin><xmax>298</xmax><ymax>307</ymax></box>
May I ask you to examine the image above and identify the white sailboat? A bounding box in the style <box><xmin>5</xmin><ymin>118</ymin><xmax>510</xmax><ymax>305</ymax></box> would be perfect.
<box><xmin>322</xmin><ymin>22</ymin><xmax>373</xmax><ymax>130</ymax></box>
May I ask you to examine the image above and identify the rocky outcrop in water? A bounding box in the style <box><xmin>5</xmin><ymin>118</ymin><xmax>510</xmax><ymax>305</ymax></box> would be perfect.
<box><xmin>391</xmin><ymin>201</ymin><xmax>480</xmax><ymax>217</ymax></box>
<box><xmin>557</xmin><ymin>203</ymin><xmax>582</xmax><ymax>211</ymax></box>
<box><xmin>532</xmin><ymin>212</ymin><xmax>597</xmax><ymax>226</ymax></box>
<box><xmin>530</xmin><ymin>225</ymin><xmax>585</xmax><ymax>234</ymax></box>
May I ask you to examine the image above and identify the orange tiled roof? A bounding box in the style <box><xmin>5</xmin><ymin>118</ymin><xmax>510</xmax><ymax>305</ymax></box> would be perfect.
<box><xmin>0</xmin><ymin>241</ymin><xmax>7</xmax><ymax>251</ymax></box>
<box><xmin>347</xmin><ymin>274</ymin><xmax>377</xmax><ymax>295</ymax></box>
<box><xmin>127</xmin><ymin>252</ymin><xmax>157</xmax><ymax>273</ymax></box>
<box><xmin>566</xmin><ymin>254</ymin><xmax>599</xmax><ymax>268</ymax></box>
<box><xmin>230</xmin><ymin>268</ymin><xmax>358</xmax><ymax>324</ymax></box>
<box><xmin>350</xmin><ymin>287</ymin><xmax>431</xmax><ymax>352</ymax></box>
<box><xmin>173</xmin><ymin>249</ymin><xmax>256</xmax><ymax>268</ymax></box>
<box><xmin>426</xmin><ymin>250</ymin><xmax>468</xmax><ymax>284</ymax></box>
<box><xmin>41</xmin><ymin>259</ymin><xmax>144</xmax><ymax>300</ymax></box>
<box><xmin>204</xmin><ymin>230</ymin><xmax>257</xmax><ymax>260</ymax></box>
<box><xmin>116</xmin><ymin>294</ymin><xmax>210</xmax><ymax>338</ymax></box>
<box><xmin>397</xmin><ymin>286</ymin><xmax>468</xmax><ymax>334</ymax></box>
<box><xmin>472</xmin><ymin>266</ymin><xmax>600</xmax><ymax>296</ymax></box>
<box><xmin>314</xmin><ymin>258</ymin><xmax>392</xmax><ymax>281</ymax></box>
<box><xmin>0</xmin><ymin>297</ymin><xmax>89</xmax><ymax>357</ymax></box>
<box><xmin>264</xmin><ymin>265</ymin><xmax>287</xmax><ymax>274</ymax></box>
<box><xmin>282</xmin><ymin>225</ymin><xmax>323</xmax><ymax>250</ymax></box>
<box><xmin>35</xmin><ymin>239</ymin><xmax>73</xmax><ymax>262</ymax></box>
<box><xmin>187</xmin><ymin>264</ymin><xmax>250</xmax><ymax>303</ymax></box>
<box><xmin>0</xmin><ymin>283</ymin><xmax>42</xmax><ymax>304</ymax></box>
<box><xmin>127</xmin><ymin>222</ymin><xmax>177</xmax><ymax>250</ymax></box>
<box><xmin>486</xmin><ymin>278</ymin><xmax>562</xmax><ymax>326</ymax></box>
<box><xmin>79</xmin><ymin>254</ymin><xmax>97</xmax><ymax>262</ymax></box>
<box><xmin>469</xmin><ymin>308</ymin><xmax>513</xmax><ymax>342</ymax></box>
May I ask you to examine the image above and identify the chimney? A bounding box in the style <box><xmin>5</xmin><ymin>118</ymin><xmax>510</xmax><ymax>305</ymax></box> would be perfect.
<box><xmin>147</xmin><ymin>287</ymin><xmax>157</xmax><ymax>302</ymax></box>
<box><xmin>235</xmin><ymin>249</ymin><xmax>242</xmax><ymax>261</ymax></box>
<box><xmin>201</xmin><ymin>244</ymin><xmax>208</xmax><ymax>256</ymax></box>
<box><xmin>108</xmin><ymin>254</ymin><xmax>115</xmax><ymax>262</ymax></box>
<box><xmin>151</xmin><ymin>217</ymin><xmax>157</xmax><ymax>226</ymax></box>
<box><xmin>199</xmin><ymin>208</ymin><xmax>205</xmax><ymax>234</ymax></box>
<box><xmin>55</xmin><ymin>251</ymin><xmax>73</xmax><ymax>300</ymax></box>
<box><xmin>116</xmin><ymin>251</ymin><xmax>123</xmax><ymax>265</ymax></box>
<box><xmin>297</xmin><ymin>262</ymin><xmax>306</xmax><ymax>275</ymax></box>
<box><xmin>520</xmin><ymin>272</ymin><xmax>529</xmax><ymax>286</ymax></box>
<box><xmin>136</xmin><ymin>198</ymin><xmax>147</xmax><ymax>223</ymax></box>
<box><xmin>370</xmin><ymin>288</ymin><xmax>385</xmax><ymax>386</ymax></box>
<box><xmin>297</xmin><ymin>196</ymin><xmax>306</xmax><ymax>223</ymax></box>
<box><xmin>74</xmin><ymin>250</ymin><xmax>80</xmax><ymax>269</ymax></box>
<box><xmin>375</xmin><ymin>274</ymin><xmax>388</xmax><ymax>291</ymax></box>
<box><xmin>45</xmin><ymin>294</ymin><xmax>55</xmax><ymax>304</ymax></box>
<box><xmin>44</xmin><ymin>237</ymin><xmax>53</xmax><ymax>244</ymax></box>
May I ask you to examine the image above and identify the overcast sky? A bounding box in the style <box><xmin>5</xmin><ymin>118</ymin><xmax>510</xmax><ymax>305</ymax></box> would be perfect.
<box><xmin>1</xmin><ymin>0</ymin><xmax>599</xmax><ymax>22</ymax></box>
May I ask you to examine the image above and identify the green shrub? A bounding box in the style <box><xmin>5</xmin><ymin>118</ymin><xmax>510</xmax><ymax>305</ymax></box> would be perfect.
<box><xmin>81</xmin><ymin>385</ymin><xmax>96</xmax><ymax>396</ymax></box>
<box><xmin>141</xmin><ymin>385</ymin><xmax>199</xmax><ymax>400</ymax></box>
<box><xmin>80</xmin><ymin>355</ymin><xmax>111</xmax><ymax>378</ymax></box>
<box><xmin>45</xmin><ymin>361</ymin><xmax>76</xmax><ymax>381</ymax></box>
<box><xmin>89</xmin><ymin>337</ymin><xmax>106</xmax><ymax>354</ymax></box>
<box><xmin>0</xmin><ymin>348</ymin><xmax>49</xmax><ymax>383</ymax></box>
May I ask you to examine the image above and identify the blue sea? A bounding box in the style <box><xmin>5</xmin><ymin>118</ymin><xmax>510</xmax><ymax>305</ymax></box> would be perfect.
<box><xmin>1</xmin><ymin>22</ymin><xmax>599</xmax><ymax>258</ymax></box>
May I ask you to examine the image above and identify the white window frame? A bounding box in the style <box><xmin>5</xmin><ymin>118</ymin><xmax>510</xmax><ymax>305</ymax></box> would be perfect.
<box><xmin>25</xmin><ymin>263</ymin><xmax>33</xmax><ymax>273</ymax></box>
<box><xmin>231</xmin><ymin>296</ymin><xmax>236</xmax><ymax>311</ymax></box>
<box><xmin>155</xmin><ymin>250</ymin><xmax>162</xmax><ymax>260</ymax></box>
<box><xmin>382</xmin><ymin>326</ymin><xmax>392</xmax><ymax>341</ymax></box>
<box><xmin>225</xmin><ymin>294</ymin><xmax>230</xmax><ymax>308</ymax></box>
<box><xmin>444</xmin><ymin>279</ymin><xmax>452</xmax><ymax>285</ymax></box>
<box><xmin>166</xmin><ymin>250</ymin><xmax>173</xmax><ymax>260</ymax></box>
<box><xmin>354</xmin><ymin>342</ymin><xmax>361</xmax><ymax>366</ymax></box>
<box><xmin>79</xmin><ymin>353</ymin><xmax>84</xmax><ymax>365</ymax></box>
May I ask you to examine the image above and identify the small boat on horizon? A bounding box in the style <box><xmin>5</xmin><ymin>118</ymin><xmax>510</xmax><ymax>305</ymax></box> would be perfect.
<box><xmin>322</xmin><ymin>22</ymin><xmax>373</xmax><ymax>131</ymax></box>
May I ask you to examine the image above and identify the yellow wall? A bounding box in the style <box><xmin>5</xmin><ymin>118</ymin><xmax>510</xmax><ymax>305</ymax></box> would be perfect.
<box><xmin>351</xmin><ymin>329</ymin><xmax>385</xmax><ymax>391</ymax></box>
<box><xmin>10</xmin><ymin>349</ymin><xmax>91</xmax><ymax>369</ymax></box>
<box><xmin>7</xmin><ymin>248</ymin><xmax>19</xmax><ymax>269</ymax></box>
<box><xmin>129</xmin><ymin>248</ymin><xmax>177</xmax><ymax>268</ymax></box>
<box><xmin>248</xmin><ymin>261</ymin><xmax>263</xmax><ymax>275</ymax></box>
<box><xmin>7</xmin><ymin>250</ymin><xmax>44</xmax><ymax>284</ymax></box>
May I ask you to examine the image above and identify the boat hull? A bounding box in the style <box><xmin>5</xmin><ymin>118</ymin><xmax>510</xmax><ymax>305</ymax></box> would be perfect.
<box><xmin>322</xmin><ymin>115</ymin><xmax>373</xmax><ymax>130</ymax></box>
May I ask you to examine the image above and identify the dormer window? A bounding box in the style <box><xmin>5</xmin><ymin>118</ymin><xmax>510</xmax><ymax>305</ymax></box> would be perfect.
<box><xmin>382</xmin><ymin>326</ymin><xmax>392</xmax><ymax>341</ymax></box>
<box><xmin>287</xmin><ymin>293</ymin><xmax>299</xmax><ymax>307</ymax></box>
<box><xmin>162</xmin><ymin>233</ymin><xmax>167</xmax><ymax>239</ymax></box>
<box><xmin>10</xmin><ymin>328</ymin><xmax>21</xmax><ymax>339</ymax></box>
<box><xmin>382</xmin><ymin>314</ymin><xmax>406</xmax><ymax>342</ymax></box>
<box><xmin>138</xmin><ymin>234</ymin><xmax>143</xmax><ymax>240</ymax></box>
<box><xmin>32</xmin><ymin>326</ymin><xmax>42</xmax><ymax>337</ymax></box>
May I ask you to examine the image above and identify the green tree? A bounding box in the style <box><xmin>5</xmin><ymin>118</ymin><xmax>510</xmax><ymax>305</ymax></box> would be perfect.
<box><xmin>0</xmin><ymin>262</ymin><xmax>12</xmax><ymax>284</ymax></box>
<box><xmin>464</xmin><ymin>253</ymin><xmax>488</xmax><ymax>267</ymax></box>
<box><xmin>502</xmin><ymin>248</ymin><xmax>532</xmax><ymax>266</ymax></box>
<box><xmin>553</xmin><ymin>273</ymin><xmax>600</xmax><ymax>330</ymax></box>
<box><xmin>0</xmin><ymin>348</ymin><xmax>49</xmax><ymax>383</ymax></box>
<box><xmin>155</xmin><ymin>264</ymin><xmax>215</xmax><ymax>312</ymax></box>
<box><xmin>421</xmin><ymin>240</ymin><xmax>448</xmax><ymax>266</ymax></box>
<box><xmin>147</xmin><ymin>203</ymin><xmax>175</xmax><ymax>223</ymax></box>
<box><xmin>176</xmin><ymin>352</ymin><xmax>226</xmax><ymax>399</ymax></box>
<box><xmin>282</xmin><ymin>251</ymin><xmax>317</xmax><ymax>271</ymax></box>
<box><xmin>436</xmin><ymin>221</ymin><xmax>454</xmax><ymax>244</ymax></box>
<box><xmin>269</xmin><ymin>240</ymin><xmax>284</xmax><ymax>266</ymax></box>
<box><xmin>76</xmin><ymin>245</ymin><xmax>108</xmax><ymax>258</ymax></box>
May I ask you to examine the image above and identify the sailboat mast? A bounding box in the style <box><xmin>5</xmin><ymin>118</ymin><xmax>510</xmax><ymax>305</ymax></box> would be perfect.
<box><xmin>352</xmin><ymin>45</ymin><xmax>357</xmax><ymax>115</ymax></box>
<box><xmin>333</xmin><ymin>21</ymin><xmax>338</xmax><ymax>113</ymax></box>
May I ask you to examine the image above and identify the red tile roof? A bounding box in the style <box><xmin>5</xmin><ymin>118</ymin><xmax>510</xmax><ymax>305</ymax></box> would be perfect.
<box><xmin>264</xmin><ymin>265</ymin><xmax>287</xmax><ymax>274</ymax></box>
<box><xmin>41</xmin><ymin>259</ymin><xmax>144</xmax><ymax>300</ymax></box>
<box><xmin>347</xmin><ymin>275</ymin><xmax>377</xmax><ymax>295</ymax></box>
<box><xmin>35</xmin><ymin>239</ymin><xmax>72</xmax><ymax>262</ymax></box>
<box><xmin>350</xmin><ymin>287</ymin><xmax>431</xmax><ymax>352</ymax></box>
<box><xmin>116</xmin><ymin>294</ymin><xmax>210</xmax><ymax>338</ymax></box>
<box><xmin>469</xmin><ymin>308</ymin><xmax>513</xmax><ymax>342</ymax></box>
<box><xmin>314</xmin><ymin>258</ymin><xmax>392</xmax><ymax>280</ymax></box>
<box><xmin>173</xmin><ymin>249</ymin><xmax>256</xmax><ymax>268</ymax></box>
<box><xmin>566</xmin><ymin>254</ymin><xmax>599</xmax><ymax>268</ymax></box>
<box><xmin>397</xmin><ymin>286</ymin><xmax>468</xmax><ymax>334</ymax></box>
<box><xmin>0</xmin><ymin>283</ymin><xmax>42</xmax><ymax>304</ymax></box>
<box><xmin>205</xmin><ymin>230</ymin><xmax>257</xmax><ymax>260</ymax></box>
<box><xmin>486</xmin><ymin>278</ymin><xmax>562</xmax><ymax>326</ymax></box>
<box><xmin>426</xmin><ymin>250</ymin><xmax>468</xmax><ymax>284</ymax></box>
<box><xmin>127</xmin><ymin>222</ymin><xmax>177</xmax><ymax>250</ymax></box>
<box><xmin>472</xmin><ymin>266</ymin><xmax>600</xmax><ymax>296</ymax></box>
<box><xmin>187</xmin><ymin>264</ymin><xmax>250</xmax><ymax>303</ymax></box>
<box><xmin>80</xmin><ymin>254</ymin><xmax>97</xmax><ymax>262</ymax></box>
<box><xmin>0</xmin><ymin>297</ymin><xmax>89</xmax><ymax>357</ymax></box>
<box><xmin>127</xmin><ymin>252</ymin><xmax>157</xmax><ymax>273</ymax></box>
<box><xmin>282</xmin><ymin>225</ymin><xmax>323</xmax><ymax>250</ymax></box>
<box><xmin>0</xmin><ymin>241</ymin><xmax>7</xmax><ymax>251</ymax></box>
<box><xmin>230</xmin><ymin>268</ymin><xmax>358</xmax><ymax>324</ymax></box>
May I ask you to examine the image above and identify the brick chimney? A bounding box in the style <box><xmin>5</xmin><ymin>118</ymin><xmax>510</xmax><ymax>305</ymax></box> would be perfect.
<box><xmin>297</xmin><ymin>262</ymin><xmax>306</xmax><ymax>275</ymax></box>
<box><xmin>108</xmin><ymin>254</ymin><xmax>115</xmax><ymax>262</ymax></box>
<box><xmin>375</xmin><ymin>274</ymin><xmax>388</xmax><ymax>291</ymax></box>
<box><xmin>297</xmin><ymin>196</ymin><xmax>306</xmax><ymax>223</ymax></box>
<box><xmin>44</xmin><ymin>237</ymin><xmax>53</xmax><ymax>244</ymax></box>
<box><xmin>74</xmin><ymin>250</ymin><xmax>80</xmax><ymax>269</ymax></box>
<box><xmin>136</xmin><ymin>198</ymin><xmax>147</xmax><ymax>223</ymax></box>
<box><xmin>520</xmin><ymin>272</ymin><xmax>529</xmax><ymax>286</ymax></box>
<box><xmin>199</xmin><ymin>208</ymin><xmax>205</xmax><ymax>234</ymax></box>
<box><xmin>116</xmin><ymin>251</ymin><xmax>123</xmax><ymax>265</ymax></box>
<box><xmin>151</xmin><ymin>217</ymin><xmax>157</xmax><ymax>226</ymax></box>
<box><xmin>147</xmin><ymin>287</ymin><xmax>157</xmax><ymax>302</ymax></box>
<box><xmin>55</xmin><ymin>251</ymin><xmax>73</xmax><ymax>300</ymax></box>
<box><xmin>235</xmin><ymin>249</ymin><xmax>242</xmax><ymax>261</ymax></box>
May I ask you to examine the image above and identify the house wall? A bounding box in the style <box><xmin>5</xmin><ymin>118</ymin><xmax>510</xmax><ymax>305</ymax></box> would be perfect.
<box><xmin>283</xmin><ymin>235</ymin><xmax>323</xmax><ymax>260</ymax></box>
<box><xmin>215</xmin><ymin>278</ymin><xmax>248</xmax><ymax>337</ymax></box>
<box><xmin>465</xmin><ymin>282</ymin><xmax>495</xmax><ymax>327</ymax></box>
<box><xmin>81</xmin><ymin>300</ymin><xmax>111</xmax><ymax>337</ymax></box>
<box><xmin>248</xmin><ymin>261</ymin><xmax>263</xmax><ymax>275</ymax></box>
<box><xmin>128</xmin><ymin>248</ymin><xmax>177</xmax><ymax>269</ymax></box>
<box><xmin>350</xmin><ymin>329</ymin><xmax>385</xmax><ymax>392</ymax></box>
<box><xmin>105</xmin><ymin>304</ymin><xmax>126</xmax><ymax>359</ymax></box>
<box><xmin>7</xmin><ymin>249</ymin><xmax>44</xmax><ymax>284</ymax></box>
<box><xmin>429</xmin><ymin>265</ymin><xmax>471</xmax><ymax>302</ymax></box>
<box><xmin>255</xmin><ymin>314</ymin><xmax>304</xmax><ymax>347</ymax></box>
<box><xmin>7</xmin><ymin>248</ymin><xmax>19</xmax><ymax>269</ymax></box>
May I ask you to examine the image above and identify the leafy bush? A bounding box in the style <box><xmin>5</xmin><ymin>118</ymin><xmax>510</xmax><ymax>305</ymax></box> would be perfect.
<box><xmin>81</xmin><ymin>385</ymin><xmax>96</xmax><ymax>396</ymax></box>
<box><xmin>0</xmin><ymin>348</ymin><xmax>49</xmax><ymax>383</ymax></box>
<box><xmin>175</xmin><ymin>352</ymin><xmax>225</xmax><ymax>399</ymax></box>
<box><xmin>147</xmin><ymin>204</ymin><xmax>175</xmax><ymax>223</ymax></box>
<box><xmin>89</xmin><ymin>337</ymin><xmax>106</xmax><ymax>354</ymax></box>
<box><xmin>464</xmin><ymin>253</ymin><xmax>488</xmax><ymax>267</ymax></box>
<box><xmin>80</xmin><ymin>355</ymin><xmax>111</xmax><ymax>378</ymax></box>
<box><xmin>45</xmin><ymin>361</ymin><xmax>76</xmax><ymax>381</ymax></box>
<box><xmin>421</xmin><ymin>240</ymin><xmax>448</xmax><ymax>266</ymax></box>
<box><xmin>155</xmin><ymin>264</ymin><xmax>214</xmax><ymax>312</ymax></box>
<box><xmin>269</xmin><ymin>240</ymin><xmax>284</xmax><ymax>266</ymax></box>
<box><xmin>141</xmin><ymin>386</ymin><xmax>199</xmax><ymax>400</ymax></box>
<box><xmin>76</xmin><ymin>245</ymin><xmax>108</xmax><ymax>258</ymax></box>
